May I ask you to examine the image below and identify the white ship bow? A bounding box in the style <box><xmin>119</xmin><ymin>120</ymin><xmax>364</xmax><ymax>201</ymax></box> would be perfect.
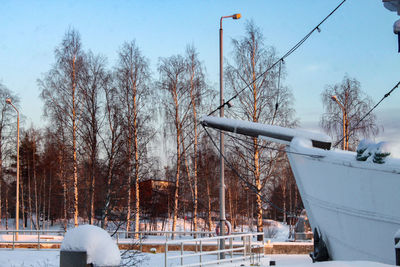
<box><xmin>201</xmin><ymin>115</ymin><xmax>400</xmax><ymax>265</ymax></box>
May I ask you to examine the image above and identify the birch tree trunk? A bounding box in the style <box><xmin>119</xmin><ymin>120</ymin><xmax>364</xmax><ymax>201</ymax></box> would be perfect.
<box><xmin>171</xmin><ymin>103</ymin><xmax>181</xmax><ymax>239</ymax></box>
<box><xmin>186</xmin><ymin>46</ymin><xmax>200</xmax><ymax>233</ymax></box>
<box><xmin>225</xmin><ymin>22</ymin><xmax>296</xmax><ymax>240</ymax></box>
<box><xmin>5</xmin><ymin>185</ymin><xmax>8</xmax><ymax>230</ymax></box>
<box><xmin>102</xmin><ymin>84</ymin><xmax>121</xmax><ymax>229</ymax></box>
<box><xmin>206</xmin><ymin>179</ymin><xmax>212</xmax><ymax>232</ymax></box>
<box><xmin>132</xmin><ymin>75</ymin><xmax>140</xmax><ymax>239</ymax></box>
<box><xmin>158</xmin><ymin>55</ymin><xmax>187</xmax><ymax>239</ymax></box>
<box><xmin>28</xmin><ymin>158</ymin><xmax>33</xmax><ymax>230</ymax></box>
<box><xmin>116</xmin><ymin>41</ymin><xmax>151</xmax><ymax>235</ymax></box>
<box><xmin>33</xmin><ymin>143</ymin><xmax>39</xmax><ymax>230</ymax></box>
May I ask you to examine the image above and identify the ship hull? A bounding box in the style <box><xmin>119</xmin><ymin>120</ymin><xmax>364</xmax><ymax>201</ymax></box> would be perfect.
<box><xmin>287</xmin><ymin>141</ymin><xmax>400</xmax><ymax>265</ymax></box>
<box><xmin>200</xmin><ymin>116</ymin><xmax>400</xmax><ymax>264</ymax></box>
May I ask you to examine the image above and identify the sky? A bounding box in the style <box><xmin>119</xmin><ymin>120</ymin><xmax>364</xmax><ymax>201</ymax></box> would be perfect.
<box><xmin>1</xmin><ymin>0</ymin><xmax>399</xmax><ymax>155</ymax></box>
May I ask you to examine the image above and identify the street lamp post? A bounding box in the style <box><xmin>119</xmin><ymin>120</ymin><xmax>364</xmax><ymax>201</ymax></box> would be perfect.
<box><xmin>6</xmin><ymin>98</ymin><xmax>20</xmax><ymax>240</ymax></box>
<box><xmin>331</xmin><ymin>95</ymin><xmax>348</xmax><ymax>150</ymax></box>
<box><xmin>219</xmin><ymin>13</ymin><xmax>241</xmax><ymax>258</ymax></box>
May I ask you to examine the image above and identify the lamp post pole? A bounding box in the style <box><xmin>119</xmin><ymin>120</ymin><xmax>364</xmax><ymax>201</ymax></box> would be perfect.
<box><xmin>219</xmin><ymin>13</ymin><xmax>241</xmax><ymax>259</ymax></box>
<box><xmin>331</xmin><ymin>95</ymin><xmax>347</xmax><ymax>150</ymax></box>
<box><xmin>6</xmin><ymin>98</ymin><xmax>19</xmax><ymax>240</ymax></box>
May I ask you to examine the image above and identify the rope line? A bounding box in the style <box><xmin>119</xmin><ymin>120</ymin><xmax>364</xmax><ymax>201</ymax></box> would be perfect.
<box><xmin>202</xmin><ymin>124</ymin><xmax>298</xmax><ymax>216</ymax></box>
<box><xmin>208</xmin><ymin>0</ymin><xmax>348</xmax><ymax>116</ymax></box>
<box><xmin>222</xmin><ymin>130</ymin><xmax>324</xmax><ymax>159</ymax></box>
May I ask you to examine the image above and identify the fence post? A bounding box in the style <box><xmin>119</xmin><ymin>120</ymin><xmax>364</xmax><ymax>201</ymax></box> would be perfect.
<box><xmin>38</xmin><ymin>230</ymin><xmax>40</xmax><ymax>250</ymax></box>
<box><xmin>12</xmin><ymin>231</ymin><xmax>15</xmax><ymax>250</ymax></box>
<box><xmin>230</xmin><ymin>237</ymin><xmax>233</xmax><ymax>261</ymax></box>
<box><xmin>217</xmin><ymin>238</ymin><xmax>220</xmax><ymax>261</ymax></box>
<box><xmin>249</xmin><ymin>234</ymin><xmax>252</xmax><ymax>257</ymax></box>
<box><xmin>243</xmin><ymin>235</ymin><xmax>246</xmax><ymax>259</ymax></box>
<box><xmin>200</xmin><ymin>240</ymin><xmax>203</xmax><ymax>265</ymax></box>
<box><xmin>164</xmin><ymin>242</ymin><xmax>168</xmax><ymax>267</ymax></box>
<box><xmin>139</xmin><ymin>233</ymin><xmax>143</xmax><ymax>252</ymax></box>
<box><xmin>180</xmin><ymin>242</ymin><xmax>184</xmax><ymax>266</ymax></box>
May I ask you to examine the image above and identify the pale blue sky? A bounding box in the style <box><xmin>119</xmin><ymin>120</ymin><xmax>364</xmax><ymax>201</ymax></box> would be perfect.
<box><xmin>1</xmin><ymin>0</ymin><xmax>399</xmax><ymax>153</ymax></box>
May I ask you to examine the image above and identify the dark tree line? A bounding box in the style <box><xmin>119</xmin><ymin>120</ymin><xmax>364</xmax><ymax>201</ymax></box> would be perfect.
<box><xmin>0</xmin><ymin>24</ymin><xmax>379</xmax><ymax>234</ymax></box>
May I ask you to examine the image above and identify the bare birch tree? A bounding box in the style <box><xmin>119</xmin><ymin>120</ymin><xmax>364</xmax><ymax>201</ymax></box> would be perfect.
<box><xmin>115</xmin><ymin>41</ymin><xmax>151</xmax><ymax>235</ymax></box>
<box><xmin>39</xmin><ymin>28</ymin><xmax>84</xmax><ymax>227</ymax></box>
<box><xmin>225</xmin><ymin>21</ymin><xmax>296</xmax><ymax>239</ymax></box>
<box><xmin>158</xmin><ymin>54</ymin><xmax>190</xmax><ymax>237</ymax></box>
<box><xmin>183</xmin><ymin>45</ymin><xmax>206</xmax><ymax>233</ymax></box>
<box><xmin>79</xmin><ymin>52</ymin><xmax>108</xmax><ymax>224</ymax></box>
<box><xmin>101</xmin><ymin>78</ymin><xmax>123</xmax><ymax>229</ymax></box>
<box><xmin>0</xmin><ymin>83</ymin><xmax>19</xmax><ymax>226</ymax></box>
<box><xmin>320</xmin><ymin>75</ymin><xmax>379</xmax><ymax>151</ymax></box>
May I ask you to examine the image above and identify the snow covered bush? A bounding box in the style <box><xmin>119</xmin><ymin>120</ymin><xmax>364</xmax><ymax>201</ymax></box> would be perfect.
<box><xmin>373</xmin><ymin>142</ymin><xmax>391</xmax><ymax>164</ymax></box>
<box><xmin>264</xmin><ymin>220</ymin><xmax>279</xmax><ymax>239</ymax></box>
<box><xmin>356</xmin><ymin>139</ymin><xmax>374</xmax><ymax>161</ymax></box>
<box><xmin>356</xmin><ymin>140</ymin><xmax>391</xmax><ymax>164</ymax></box>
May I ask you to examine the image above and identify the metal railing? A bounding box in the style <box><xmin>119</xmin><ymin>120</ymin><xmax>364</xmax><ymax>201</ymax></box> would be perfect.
<box><xmin>116</xmin><ymin>230</ymin><xmax>215</xmax><ymax>241</ymax></box>
<box><xmin>0</xmin><ymin>229</ymin><xmax>217</xmax><ymax>250</ymax></box>
<box><xmin>0</xmin><ymin>230</ymin><xmax>65</xmax><ymax>249</ymax></box>
<box><xmin>164</xmin><ymin>232</ymin><xmax>266</xmax><ymax>267</ymax></box>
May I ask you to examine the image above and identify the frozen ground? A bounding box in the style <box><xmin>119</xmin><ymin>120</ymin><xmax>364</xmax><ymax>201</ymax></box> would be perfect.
<box><xmin>0</xmin><ymin>219</ymin><xmax>395</xmax><ymax>266</ymax></box>
<box><xmin>0</xmin><ymin>250</ymin><xmax>394</xmax><ymax>267</ymax></box>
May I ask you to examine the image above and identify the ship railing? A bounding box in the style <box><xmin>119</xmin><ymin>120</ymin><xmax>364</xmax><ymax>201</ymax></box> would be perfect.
<box><xmin>164</xmin><ymin>232</ymin><xmax>266</xmax><ymax>267</ymax></box>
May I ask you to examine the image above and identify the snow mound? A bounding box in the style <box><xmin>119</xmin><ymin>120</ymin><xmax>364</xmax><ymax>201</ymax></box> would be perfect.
<box><xmin>61</xmin><ymin>224</ymin><xmax>120</xmax><ymax>266</ymax></box>
<box><xmin>264</xmin><ymin>220</ymin><xmax>290</xmax><ymax>241</ymax></box>
<box><xmin>293</xmin><ymin>261</ymin><xmax>394</xmax><ymax>267</ymax></box>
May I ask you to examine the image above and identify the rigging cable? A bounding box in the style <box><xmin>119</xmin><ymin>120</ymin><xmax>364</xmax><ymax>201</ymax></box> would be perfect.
<box><xmin>271</xmin><ymin>60</ymin><xmax>282</xmax><ymax>125</ymax></box>
<box><xmin>222</xmin><ymin>130</ymin><xmax>324</xmax><ymax>159</ymax></box>
<box><xmin>208</xmin><ymin>0</ymin><xmax>348</xmax><ymax>116</ymax></box>
<box><xmin>202</xmin><ymin>124</ymin><xmax>299</xmax><ymax>216</ymax></box>
<box><xmin>201</xmin><ymin>81</ymin><xmax>400</xmax><ymax>215</ymax></box>
<box><xmin>332</xmin><ymin>81</ymin><xmax>400</xmax><ymax>148</ymax></box>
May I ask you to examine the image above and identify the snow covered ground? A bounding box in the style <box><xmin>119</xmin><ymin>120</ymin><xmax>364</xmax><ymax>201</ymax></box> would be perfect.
<box><xmin>0</xmin><ymin>220</ymin><xmax>395</xmax><ymax>266</ymax></box>
<box><xmin>0</xmin><ymin>250</ymin><xmax>394</xmax><ymax>266</ymax></box>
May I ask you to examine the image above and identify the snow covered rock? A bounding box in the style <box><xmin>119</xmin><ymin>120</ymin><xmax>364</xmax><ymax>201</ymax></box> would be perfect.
<box><xmin>61</xmin><ymin>224</ymin><xmax>121</xmax><ymax>266</ymax></box>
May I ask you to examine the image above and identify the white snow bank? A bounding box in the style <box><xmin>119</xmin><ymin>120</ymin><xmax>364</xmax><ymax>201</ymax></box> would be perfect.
<box><xmin>291</xmin><ymin>137</ymin><xmax>313</xmax><ymax>149</ymax></box>
<box><xmin>288</xmin><ymin>261</ymin><xmax>393</xmax><ymax>267</ymax></box>
<box><xmin>61</xmin><ymin>224</ymin><xmax>120</xmax><ymax>266</ymax></box>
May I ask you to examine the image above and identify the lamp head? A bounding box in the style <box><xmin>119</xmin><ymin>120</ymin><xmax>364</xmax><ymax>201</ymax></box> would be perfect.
<box><xmin>232</xmin><ymin>13</ymin><xmax>241</xmax><ymax>20</ymax></box>
<box><xmin>5</xmin><ymin>98</ymin><xmax>12</xmax><ymax>104</ymax></box>
<box><xmin>331</xmin><ymin>95</ymin><xmax>338</xmax><ymax>102</ymax></box>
